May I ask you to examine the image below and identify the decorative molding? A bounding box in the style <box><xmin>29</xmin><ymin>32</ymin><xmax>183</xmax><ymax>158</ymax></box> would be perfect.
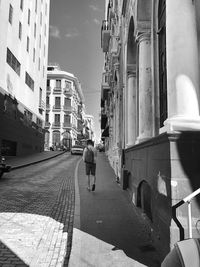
<box><xmin>136</xmin><ymin>31</ymin><xmax>151</xmax><ymax>43</ymax></box>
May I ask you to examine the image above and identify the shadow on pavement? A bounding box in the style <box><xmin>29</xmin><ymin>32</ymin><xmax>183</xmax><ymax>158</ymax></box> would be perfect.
<box><xmin>0</xmin><ymin>241</ymin><xmax>28</xmax><ymax>266</ymax></box>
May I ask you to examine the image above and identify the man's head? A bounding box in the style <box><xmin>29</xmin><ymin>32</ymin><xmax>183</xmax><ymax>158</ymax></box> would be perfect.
<box><xmin>87</xmin><ymin>139</ymin><xmax>94</xmax><ymax>146</ymax></box>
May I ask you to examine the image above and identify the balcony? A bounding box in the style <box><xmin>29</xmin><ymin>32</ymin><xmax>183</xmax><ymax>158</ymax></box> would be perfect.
<box><xmin>53</xmin><ymin>87</ymin><xmax>62</xmax><ymax>94</ymax></box>
<box><xmin>39</xmin><ymin>100</ymin><xmax>45</xmax><ymax>111</ymax></box>
<box><xmin>101</xmin><ymin>20</ymin><xmax>111</xmax><ymax>53</ymax></box>
<box><xmin>63</xmin><ymin>105</ymin><xmax>72</xmax><ymax>113</ymax></box>
<box><xmin>63</xmin><ymin>122</ymin><xmax>72</xmax><ymax>129</ymax></box>
<box><xmin>102</xmin><ymin>72</ymin><xmax>110</xmax><ymax>90</ymax></box>
<box><xmin>101</xmin><ymin>72</ymin><xmax>110</xmax><ymax>101</ymax></box>
<box><xmin>63</xmin><ymin>87</ymin><xmax>73</xmax><ymax>96</ymax></box>
<box><xmin>110</xmin><ymin>35</ymin><xmax>120</xmax><ymax>55</ymax></box>
<box><xmin>52</xmin><ymin>122</ymin><xmax>61</xmax><ymax>128</ymax></box>
<box><xmin>53</xmin><ymin>105</ymin><xmax>61</xmax><ymax>111</ymax></box>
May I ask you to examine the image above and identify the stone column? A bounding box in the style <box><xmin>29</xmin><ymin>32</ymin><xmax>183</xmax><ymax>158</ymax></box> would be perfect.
<box><xmin>163</xmin><ymin>0</ymin><xmax>200</xmax><ymax>132</ymax></box>
<box><xmin>127</xmin><ymin>69</ymin><xmax>137</xmax><ymax>146</ymax></box>
<box><xmin>136</xmin><ymin>32</ymin><xmax>152</xmax><ymax>142</ymax></box>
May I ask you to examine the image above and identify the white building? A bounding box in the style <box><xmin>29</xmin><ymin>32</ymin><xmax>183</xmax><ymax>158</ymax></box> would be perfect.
<box><xmin>0</xmin><ymin>0</ymin><xmax>50</xmax><ymax>156</ymax></box>
<box><xmin>45</xmin><ymin>65</ymin><xmax>85</xmax><ymax>150</ymax></box>
<box><xmin>83</xmin><ymin>114</ymin><xmax>95</xmax><ymax>142</ymax></box>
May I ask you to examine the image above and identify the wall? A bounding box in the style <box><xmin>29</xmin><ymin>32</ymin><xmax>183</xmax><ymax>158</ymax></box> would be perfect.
<box><xmin>124</xmin><ymin>132</ymin><xmax>200</xmax><ymax>259</ymax></box>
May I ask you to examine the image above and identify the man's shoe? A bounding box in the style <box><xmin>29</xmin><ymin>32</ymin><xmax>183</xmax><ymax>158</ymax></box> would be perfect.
<box><xmin>87</xmin><ymin>187</ymin><xmax>91</xmax><ymax>191</ymax></box>
<box><xmin>92</xmin><ymin>184</ymin><xmax>95</xmax><ymax>191</ymax></box>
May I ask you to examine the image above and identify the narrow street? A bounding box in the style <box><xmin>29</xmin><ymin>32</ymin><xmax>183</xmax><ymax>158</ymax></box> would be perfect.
<box><xmin>0</xmin><ymin>152</ymin><xmax>163</xmax><ymax>267</ymax></box>
<box><xmin>0</xmin><ymin>153</ymin><xmax>79</xmax><ymax>267</ymax></box>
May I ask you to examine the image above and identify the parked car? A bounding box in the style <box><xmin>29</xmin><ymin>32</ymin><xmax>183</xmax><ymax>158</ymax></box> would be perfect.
<box><xmin>71</xmin><ymin>145</ymin><xmax>84</xmax><ymax>155</ymax></box>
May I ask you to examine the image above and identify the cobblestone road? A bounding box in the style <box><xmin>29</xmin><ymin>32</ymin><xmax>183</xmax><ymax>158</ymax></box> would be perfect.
<box><xmin>0</xmin><ymin>154</ymin><xmax>79</xmax><ymax>267</ymax></box>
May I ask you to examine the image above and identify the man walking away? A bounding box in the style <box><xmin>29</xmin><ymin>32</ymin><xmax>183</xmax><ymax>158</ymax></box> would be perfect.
<box><xmin>83</xmin><ymin>139</ymin><xmax>97</xmax><ymax>191</ymax></box>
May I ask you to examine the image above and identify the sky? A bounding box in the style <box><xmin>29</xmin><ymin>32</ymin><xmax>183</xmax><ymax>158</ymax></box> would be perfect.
<box><xmin>48</xmin><ymin>0</ymin><xmax>105</xmax><ymax>142</ymax></box>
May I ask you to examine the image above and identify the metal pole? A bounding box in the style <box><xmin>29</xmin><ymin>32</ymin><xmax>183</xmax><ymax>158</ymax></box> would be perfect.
<box><xmin>187</xmin><ymin>201</ymin><xmax>192</xmax><ymax>238</ymax></box>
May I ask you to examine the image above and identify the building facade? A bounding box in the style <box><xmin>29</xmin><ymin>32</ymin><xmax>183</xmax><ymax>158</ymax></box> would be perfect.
<box><xmin>0</xmin><ymin>0</ymin><xmax>50</xmax><ymax>156</ymax></box>
<box><xmin>101</xmin><ymin>0</ymin><xmax>200</xmax><ymax>260</ymax></box>
<box><xmin>83</xmin><ymin>114</ymin><xmax>95</xmax><ymax>142</ymax></box>
<box><xmin>45</xmin><ymin>65</ymin><xmax>85</xmax><ymax>150</ymax></box>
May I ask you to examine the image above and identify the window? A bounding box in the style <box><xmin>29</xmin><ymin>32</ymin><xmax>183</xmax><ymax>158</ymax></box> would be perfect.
<box><xmin>39</xmin><ymin>34</ymin><xmax>41</xmax><ymax>48</ymax></box>
<box><xmin>45</xmin><ymin>3</ymin><xmax>48</xmax><ymax>16</ymax></box>
<box><xmin>56</xmin><ymin>80</ymin><xmax>61</xmax><ymax>88</ymax></box>
<box><xmin>34</xmin><ymin>23</ymin><xmax>36</xmax><ymax>38</ymax></box>
<box><xmin>45</xmin><ymin>113</ymin><xmax>49</xmax><ymax>122</ymax></box>
<box><xmin>47</xmin><ymin>79</ymin><xmax>50</xmax><ymax>87</ymax></box>
<box><xmin>33</xmin><ymin>48</ymin><xmax>36</xmax><ymax>62</ymax></box>
<box><xmin>44</xmin><ymin>24</ymin><xmax>46</xmax><ymax>36</ymax></box>
<box><xmin>40</xmin><ymin>12</ymin><xmax>42</xmax><ymax>25</ymax></box>
<box><xmin>52</xmin><ymin>131</ymin><xmax>60</xmax><ymax>144</ymax></box>
<box><xmin>6</xmin><ymin>48</ymin><xmax>21</xmax><ymax>76</ymax></box>
<box><xmin>25</xmin><ymin>72</ymin><xmax>34</xmax><ymax>90</ymax></box>
<box><xmin>24</xmin><ymin>109</ymin><xmax>33</xmax><ymax>121</ymax></box>
<box><xmin>54</xmin><ymin>114</ymin><xmax>60</xmax><ymax>124</ymax></box>
<box><xmin>28</xmin><ymin>9</ymin><xmax>30</xmax><ymax>25</ymax></box>
<box><xmin>19</xmin><ymin>22</ymin><xmax>22</xmax><ymax>40</ymax></box>
<box><xmin>64</xmin><ymin>98</ymin><xmax>71</xmax><ymax>107</ymax></box>
<box><xmin>8</xmin><ymin>4</ymin><xmax>13</xmax><ymax>24</ymax></box>
<box><xmin>35</xmin><ymin>0</ymin><xmax>37</xmax><ymax>13</ymax></box>
<box><xmin>158</xmin><ymin>0</ymin><xmax>167</xmax><ymax>126</ymax></box>
<box><xmin>36</xmin><ymin>117</ymin><xmax>42</xmax><ymax>127</ymax></box>
<box><xmin>46</xmin><ymin>95</ymin><xmax>49</xmax><ymax>105</ymax></box>
<box><xmin>65</xmin><ymin>80</ymin><xmax>71</xmax><ymax>89</ymax></box>
<box><xmin>39</xmin><ymin>88</ymin><xmax>42</xmax><ymax>105</ymax></box>
<box><xmin>26</xmin><ymin>36</ymin><xmax>29</xmax><ymax>52</ymax></box>
<box><xmin>38</xmin><ymin>57</ymin><xmax>40</xmax><ymax>70</ymax></box>
<box><xmin>20</xmin><ymin>0</ymin><xmax>24</xmax><ymax>10</ymax></box>
<box><xmin>55</xmin><ymin>97</ymin><xmax>61</xmax><ymax>108</ymax></box>
<box><xmin>64</xmin><ymin>115</ymin><xmax>70</xmax><ymax>123</ymax></box>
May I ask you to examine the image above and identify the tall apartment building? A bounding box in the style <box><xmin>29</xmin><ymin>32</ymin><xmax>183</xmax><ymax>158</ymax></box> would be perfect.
<box><xmin>45</xmin><ymin>65</ymin><xmax>85</xmax><ymax>150</ymax></box>
<box><xmin>0</xmin><ymin>0</ymin><xmax>50</xmax><ymax>156</ymax></box>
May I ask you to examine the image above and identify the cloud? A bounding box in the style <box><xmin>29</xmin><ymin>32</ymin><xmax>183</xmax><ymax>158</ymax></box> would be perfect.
<box><xmin>89</xmin><ymin>4</ymin><xmax>101</xmax><ymax>11</ymax></box>
<box><xmin>49</xmin><ymin>25</ymin><xmax>61</xmax><ymax>39</ymax></box>
<box><xmin>93</xmin><ymin>18</ymin><xmax>100</xmax><ymax>25</ymax></box>
<box><xmin>65</xmin><ymin>28</ymin><xmax>79</xmax><ymax>39</ymax></box>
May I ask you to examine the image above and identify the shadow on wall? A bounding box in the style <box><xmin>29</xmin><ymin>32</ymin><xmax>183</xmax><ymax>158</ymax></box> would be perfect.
<box><xmin>175</xmin><ymin>131</ymin><xmax>200</xmax><ymax>239</ymax></box>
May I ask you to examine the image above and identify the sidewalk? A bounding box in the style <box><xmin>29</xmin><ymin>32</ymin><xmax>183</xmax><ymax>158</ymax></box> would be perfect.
<box><xmin>5</xmin><ymin>150</ymin><xmax>66</xmax><ymax>170</ymax></box>
<box><xmin>2</xmin><ymin>151</ymin><xmax>161</xmax><ymax>266</ymax></box>
<box><xmin>69</xmin><ymin>153</ymin><xmax>161</xmax><ymax>267</ymax></box>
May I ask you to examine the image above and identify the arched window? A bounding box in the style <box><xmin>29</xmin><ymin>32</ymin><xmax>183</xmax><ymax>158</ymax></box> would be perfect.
<box><xmin>158</xmin><ymin>0</ymin><xmax>167</xmax><ymax>127</ymax></box>
<box><xmin>52</xmin><ymin>131</ymin><xmax>60</xmax><ymax>145</ymax></box>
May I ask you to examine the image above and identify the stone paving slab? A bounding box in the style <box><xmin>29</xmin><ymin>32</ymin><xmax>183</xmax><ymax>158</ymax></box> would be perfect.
<box><xmin>69</xmin><ymin>228</ymin><xmax>147</xmax><ymax>267</ymax></box>
<box><xmin>0</xmin><ymin>213</ymin><xmax>68</xmax><ymax>266</ymax></box>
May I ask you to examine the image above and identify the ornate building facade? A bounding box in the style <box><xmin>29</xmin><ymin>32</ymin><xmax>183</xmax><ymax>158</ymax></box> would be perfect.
<box><xmin>101</xmin><ymin>0</ymin><xmax>200</xmax><ymax>260</ymax></box>
<box><xmin>45</xmin><ymin>65</ymin><xmax>85</xmax><ymax>150</ymax></box>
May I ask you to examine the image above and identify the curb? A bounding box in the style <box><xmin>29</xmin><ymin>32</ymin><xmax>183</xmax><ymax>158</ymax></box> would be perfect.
<box><xmin>10</xmin><ymin>151</ymin><xmax>67</xmax><ymax>171</ymax></box>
